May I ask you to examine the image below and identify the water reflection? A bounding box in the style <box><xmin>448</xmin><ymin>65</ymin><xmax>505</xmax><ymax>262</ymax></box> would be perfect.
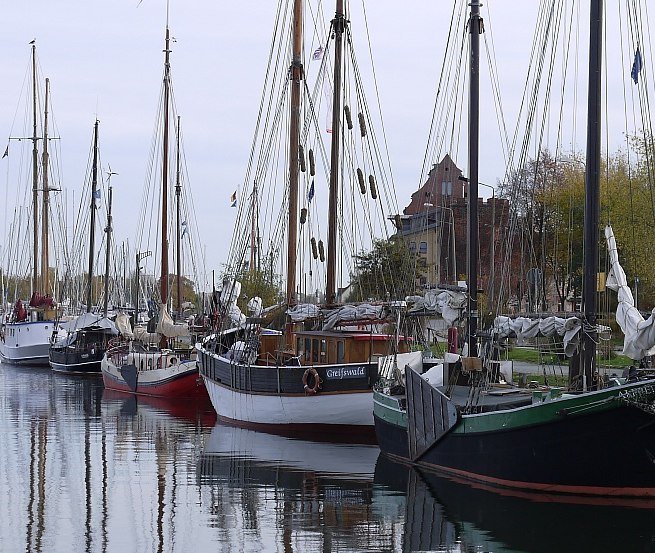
<box><xmin>198</xmin><ymin>423</ymin><xmax>399</xmax><ymax>551</ymax></box>
<box><xmin>0</xmin><ymin>364</ymin><xmax>216</xmax><ymax>553</ymax></box>
<box><xmin>374</xmin><ymin>455</ymin><xmax>655</xmax><ymax>553</ymax></box>
<box><xmin>6</xmin><ymin>362</ymin><xmax>652</xmax><ymax>552</ymax></box>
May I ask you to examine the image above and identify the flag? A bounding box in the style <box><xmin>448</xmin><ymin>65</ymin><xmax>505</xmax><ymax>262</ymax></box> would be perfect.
<box><xmin>632</xmin><ymin>47</ymin><xmax>642</xmax><ymax>84</ymax></box>
<box><xmin>312</xmin><ymin>46</ymin><xmax>324</xmax><ymax>61</ymax></box>
<box><xmin>92</xmin><ymin>189</ymin><xmax>101</xmax><ymax>200</ymax></box>
<box><xmin>181</xmin><ymin>220</ymin><xmax>188</xmax><ymax>238</ymax></box>
<box><xmin>230</xmin><ymin>190</ymin><xmax>237</xmax><ymax>207</ymax></box>
<box><xmin>2</xmin><ymin>145</ymin><xmax>7</xmax><ymax>159</ymax></box>
<box><xmin>308</xmin><ymin>180</ymin><xmax>315</xmax><ymax>202</ymax></box>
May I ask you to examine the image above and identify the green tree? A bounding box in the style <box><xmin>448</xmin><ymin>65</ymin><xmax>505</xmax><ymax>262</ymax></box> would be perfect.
<box><xmin>232</xmin><ymin>268</ymin><xmax>282</xmax><ymax>312</ymax></box>
<box><xmin>349</xmin><ymin>237</ymin><xmax>417</xmax><ymax>302</ymax></box>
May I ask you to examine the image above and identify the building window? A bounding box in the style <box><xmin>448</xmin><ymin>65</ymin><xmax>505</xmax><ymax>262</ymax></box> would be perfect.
<box><xmin>441</xmin><ymin>181</ymin><xmax>452</xmax><ymax>196</ymax></box>
<box><xmin>419</xmin><ymin>241</ymin><xmax>428</xmax><ymax>253</ymax></box>
<box><xmin>409</xmin><ymin>241</ymin><xmax>416</xmax><ymax>253</ymax></box>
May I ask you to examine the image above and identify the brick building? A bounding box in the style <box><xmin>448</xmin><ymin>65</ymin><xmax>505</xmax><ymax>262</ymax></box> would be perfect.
<box><xmin>397</xmin><ymin>155</ymin><xmax>510</xmax><ymax>298</ymax></box>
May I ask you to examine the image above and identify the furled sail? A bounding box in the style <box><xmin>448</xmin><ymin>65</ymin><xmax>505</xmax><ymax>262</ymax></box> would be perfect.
<box><xmin>156</xmin><ymin>304</ymin><xmax>190</xmax><ymax>338</ymax></box>
<box><xmin>115</xmin><ymin>312</ymin><xmax>134</xmax><ymax>340</ymax></box>
<box><xmin>605</xmin><ymin>225</ymin><xmax>655</xmax><ymax>360</ymax></box>
<box><xmin>493</xmin><ymin>315</ymin><xmax>582</xmax><ymax>356</ymax></box>
<box><xmin>405</xmin><ymin>288</ymin><xmax>467</xmax><ymax>326</ymax></box>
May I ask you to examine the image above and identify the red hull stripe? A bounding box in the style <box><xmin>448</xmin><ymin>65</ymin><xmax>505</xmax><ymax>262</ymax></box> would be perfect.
<box><xmin>421</xmin><ymin>461</ymin><xmax>655</xmax><ymax>498</ymax></box>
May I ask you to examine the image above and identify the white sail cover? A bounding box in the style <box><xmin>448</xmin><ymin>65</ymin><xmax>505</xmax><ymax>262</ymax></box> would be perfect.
<box><xmin>405</xmin><ymin>289</ymin><xmax>467</xmax><ymax>326</ymax></box>
<box><xmin>493</xmin><ymin>315</ymin><xmax>582</xmax><ymax>357</ymax></box>
<box><xmin>115</xmin><ymin>312</ymin><xmax>134</xmax><ymax>340</ymax></box>
<box><xmin>221</xmin><ymin>279</ymin><xmax>246</xmax><ymax>327</ymax></box>
<box><xmin>156</xmin><ymin>304</ymin><xmax>190</xmax><ymax>338</ymax></box>
<box><xmin>605</xmin><ymin>225</ymin><xmax>655</xmax><ymax>359</ymax></box>
<box><xmin>133</xmin><ymin>326</ymin><xmax>159</xmax><ymax>344</ymax></box>
<box><xmin>287</xmin><ymin>303</ymin><xmax>321</xmax><ymax>322</ymax></box>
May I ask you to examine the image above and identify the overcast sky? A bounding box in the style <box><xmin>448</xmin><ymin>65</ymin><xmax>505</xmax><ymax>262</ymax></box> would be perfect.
<box><xmin>0</xmin><ymin>1</ymin><xmax>645</xmax><ymax>289</ymax></box>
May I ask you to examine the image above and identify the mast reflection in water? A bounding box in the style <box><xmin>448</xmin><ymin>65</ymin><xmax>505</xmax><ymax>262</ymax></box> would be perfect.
<box><xmin>0</xmin><ymin>363</ymin><xmax>403</xmax><ymax>552</ymax></box>
<box><xmin>3</xmin><ymin>363</ymin><xmax>654</xmax><ymax>552</ymax></box>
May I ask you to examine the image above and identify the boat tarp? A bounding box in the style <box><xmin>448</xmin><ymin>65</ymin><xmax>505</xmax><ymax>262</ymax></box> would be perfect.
<box><xmin>156</xmin><ymin>304</ymin><xmax>190</xmax><ymax>338</ymax></box>
<box><xmin>322</xmin><ymin>303</ymin><xmax>386</xmax><ymax>330</ymax></box>
<box><xmin>493</xmin><ymin>315</ymin><xmax>582</xmax><ymax>357</ymax></box>
<box><xmin>287</xmin><ymin>303</ymin><xmax>321</xmax><ymax>322</ymax></box>
<box><xmin>405</xmin><ymin>289</ymin><xmax>467</xmax><ymax>326</ymax></box>
<box><xmin>605</xmin><ymin>225</ymin><xmax>655</xmax><ymax>360</ymax></box>
<box><xmin>60</xmin><ymin>313</ymin><xmax>118</xmax><ymax>334</ymax></box>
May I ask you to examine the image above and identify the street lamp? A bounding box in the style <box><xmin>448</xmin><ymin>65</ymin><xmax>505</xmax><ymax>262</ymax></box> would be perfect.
<box><xmin>458</xmin><ymin>176</ymin><xmax>496</xmax><ymax>303</ymax></box>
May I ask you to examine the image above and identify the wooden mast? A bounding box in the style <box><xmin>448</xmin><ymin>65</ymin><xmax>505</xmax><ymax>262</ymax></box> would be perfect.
<box><xmin>286</xmin><ymin>0</ymin><xmax>303</xmax><ymax>308</ymax></box>
<box><xmin>285</xmin><ymin>0</ymin><xmax>303</xmax><ymax>349</ymax></box>
<box><xmin>40</xmin><ymin>78</ymin><xmax>51</xmax><ymax>296</ymax></box>
<box><xmin>86</xmin><ymin>120</ymin><xmax>99</xmax><ymax>313</ymax></box>
<box><xmin>466</xmin><ymin>1</ymin><xmax>482</xmax><ymax>358</ymax></box>
<box><xmin>175</xmin><ymin>115</ymin><xmax>181</xmax><ymax>317</ymax></box>
<box><xmin>103</xmin><ymin>173</ymin><xmax>114</xmax><ymax>317</ymax></box>
<box><xmin>580</xmin><ymin>0</ymin><xmax>603</xmax><ymax>390</ymax></box>
<box><xmin>31</xmin><ymin>44</ymin><xmax>39</xmax><ymax>294</ymax></box>
<box><xmin>325</xmin><ymin>0</ymin><xmax>346</xmax><ymax>306</ymax></box>
<box><xmin>160</xmin><ymin>26</ymin><xmax>171</xmax><ymax>347</ymax></box>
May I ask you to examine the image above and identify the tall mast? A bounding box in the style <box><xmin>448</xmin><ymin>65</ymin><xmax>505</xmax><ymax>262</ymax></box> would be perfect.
<box><xmin>175</xmin><ymin>115</ymin><xmax>182</xmax><ymax>316</ymax></box>
<box><xmin>161</xmin><ymin>27</ymin><xmax>171</xmax><ymax>309</ymax></box>
<box><xmin>581</xmin><ymin>0</ymin><xmax>603</xmax><ymax>389</ymax></box>
<box><xmin>284</xmin><ymin>0</ymin><xmax>304</xmax><ymax>349</ymax></box>
<box><xmin>286</xmin><ymin>0</ymin><xmax>303</xmax><ymax>308</ymax></box>
<box><xmin>86</xmin><ymin>120</ymin><xmax>99</xmax><ymax>313</ymax></box>
<box><xmin>31</xmin><ymin>44</ymin><xmax>39</xmax><ymax>293</ymax></box>
<box><xmin>103</xmin><ymin>180</ymin><xmax>113</xmax><ymax>317</ymax></box>
<box><xmin>325</xmin><ymin>0</ymin><xmax>346</xmax><ymax>306</ymax></box>
<box><xmin>250</xmin><ymin>181</ymin><xmax>259</xmax><ymax>273</ymax></box>
<box><xmin>41</xmin><ymin>78</ymin><xmax>51</xmax><ymax>295</ymax></box>
<box><xmin>466</xmin><ymin>1</ymin><xmax>482</xmax><ymax>358</ymax></box>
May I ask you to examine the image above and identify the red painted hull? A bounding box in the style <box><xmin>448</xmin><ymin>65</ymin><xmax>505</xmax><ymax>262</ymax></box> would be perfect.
<box><xmin>102</xmin><ymin>367</ymin><xmax>209</xmax><ymax>400</ymax></box>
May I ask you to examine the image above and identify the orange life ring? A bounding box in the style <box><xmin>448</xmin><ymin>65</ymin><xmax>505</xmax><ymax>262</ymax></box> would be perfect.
<box><xmin>302</xmin><ymin>367</ymin><xmax>321</xmax><ymax>395</ymax></box>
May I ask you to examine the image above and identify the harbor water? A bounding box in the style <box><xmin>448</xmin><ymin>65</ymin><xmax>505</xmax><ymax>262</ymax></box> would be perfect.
<box><xmin>1</xmin><ymin>362</ymin><xmax>654</xmax><ymax>552</ymax></box>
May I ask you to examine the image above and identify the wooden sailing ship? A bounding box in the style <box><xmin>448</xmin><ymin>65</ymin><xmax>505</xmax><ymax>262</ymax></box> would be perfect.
<box><xmin>101</xmin><ymin>25</ymin><xmax>207</xmax><ymax>400</ymax></box>
<box><xmin>197</xmin><ymin>0</ymin><xmax>409</xmax><ymax>439</ymax></box>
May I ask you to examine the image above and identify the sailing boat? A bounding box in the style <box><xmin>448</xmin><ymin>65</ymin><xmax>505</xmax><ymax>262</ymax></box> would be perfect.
<box><xmin>373</xmin><ymin>1</ymin><xmax>655</xmax><ymax>497</ymax></box>
<box><xmin>49</xmin><ymin>120</ymin><xmax>118</xmax><ymax>373</ymax></box>
<box><xmin>0</xmin><ymin>43</ymin><xmax>62</xmax><ymax>365</ymax></box>
<box><xmin>197</xmin><ymin>0</ymin><xmax>411</xmax><ymax>440</ymax></box>
<box><xmin>100</xmin><ymin>26</ymin><xmax>207</xmax><ymax>400</ymax></box>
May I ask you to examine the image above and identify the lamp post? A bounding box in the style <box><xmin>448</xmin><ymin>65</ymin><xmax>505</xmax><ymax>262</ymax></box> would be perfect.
<box><xmin>458</xmin><ymin>176</ymin><xmax>496</xmax><ymax>303</ymax></box>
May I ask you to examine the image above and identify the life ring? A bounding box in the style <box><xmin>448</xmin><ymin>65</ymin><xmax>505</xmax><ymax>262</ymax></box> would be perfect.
<box><xmin>302</xmin><ymin>367</ymin><xmax>321</xmax><ymax>395</ymax></box>
<box><xmin>169</xmin><ymin>357</ymin><xmax>178</xmax><ymax>366</ymax></box>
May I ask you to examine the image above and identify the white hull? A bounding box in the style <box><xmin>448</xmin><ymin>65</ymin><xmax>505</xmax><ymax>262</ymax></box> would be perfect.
<box><xmin>203</xmin><ymin>422</ymin><xmax>378</xmax><ymax>478</ymax></box>
<box><xmin>203</xmin><ymin>377</ymin><xmax>374</xmax><ymax>427</ymax></box>
<box><xmin>0</xmin><ymin>321</ymin><xmax>55</xmax><ymax>365</ymax></box>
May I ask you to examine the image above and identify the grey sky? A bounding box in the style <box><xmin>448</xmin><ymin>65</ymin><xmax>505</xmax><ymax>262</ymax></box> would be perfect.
<box><xmin>0</xmin><ymin>1</ymin><xmax>643</xmax><ymax>290</ymax></box>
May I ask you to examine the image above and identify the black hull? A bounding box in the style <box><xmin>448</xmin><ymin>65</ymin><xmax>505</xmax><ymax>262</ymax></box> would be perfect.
<box><xmin>198</xmin><ymin>348</ymin><xmax>378</xmax><ymax>396</ymax></box>
<box><xmin>49</xmin><ymin>348</ymin><xmax>105</xmax><ymax>374</ymax></box>
<box><xmin>376</xmin><ymin>405</ymin><xmax>655</xmax><ymax>495</ymax></box>
<box><xmin>374</xmin><ymin>413</ymin><xmax>409</xmax><ymax>460</ymax></box>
